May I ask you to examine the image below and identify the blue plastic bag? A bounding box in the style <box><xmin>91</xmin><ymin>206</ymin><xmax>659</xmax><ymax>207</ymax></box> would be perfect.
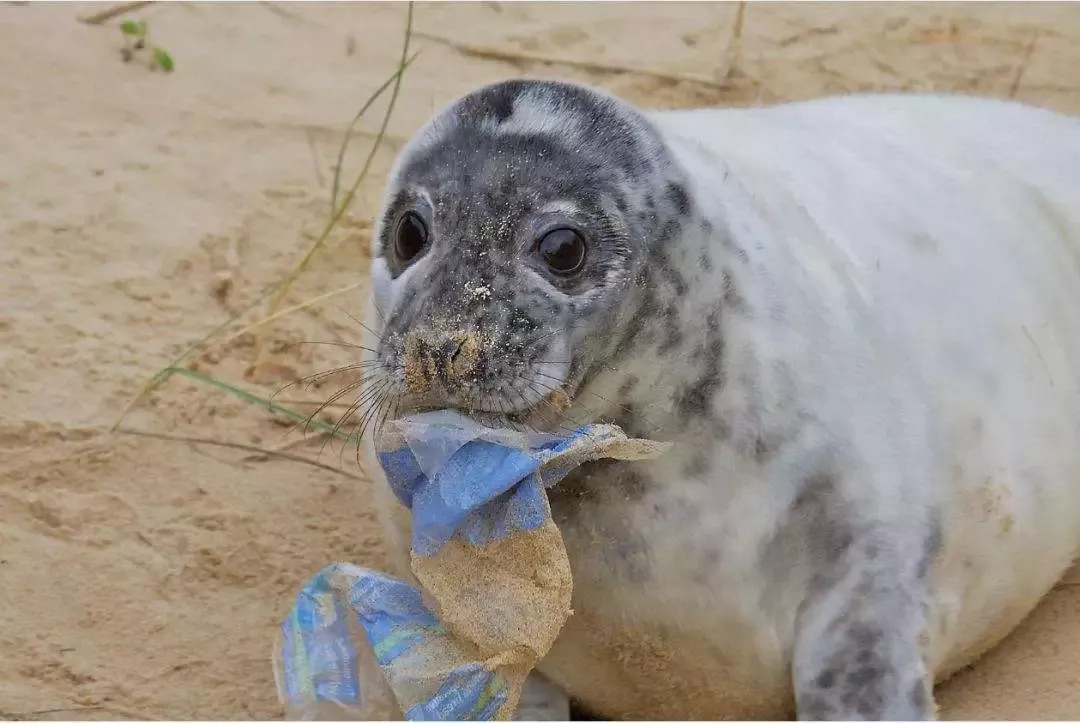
<box><xmin>275</xmin><ymin>410</ymin><xmax>669</xmax><ymax>720</ymax></box>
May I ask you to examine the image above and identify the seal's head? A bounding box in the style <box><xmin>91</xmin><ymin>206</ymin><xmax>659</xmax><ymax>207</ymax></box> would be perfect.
<box><xmin>368</xmin><ymin>79</ymin><xmax>689</xmax><ymax>425</ymax></box>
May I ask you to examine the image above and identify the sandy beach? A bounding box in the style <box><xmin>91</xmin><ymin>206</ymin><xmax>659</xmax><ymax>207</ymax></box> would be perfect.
<box><xmin>1</xmin><ymin>1</ymin><xmax>1078</xmax><ymax>719</ymax></box>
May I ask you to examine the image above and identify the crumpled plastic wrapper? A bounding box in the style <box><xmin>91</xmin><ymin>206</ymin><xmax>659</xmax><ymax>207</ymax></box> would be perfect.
<box><xmin>274</xmin><ymin>409</ymin><xmax>670</xmax><ymax>720</ymax></box>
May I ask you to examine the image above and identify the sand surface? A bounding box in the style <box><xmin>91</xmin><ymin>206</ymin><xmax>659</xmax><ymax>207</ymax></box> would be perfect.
<box><xmin>1</xmin><ymin>1</ymin><xmax>1079</xmax><ymax>719</ymax></box>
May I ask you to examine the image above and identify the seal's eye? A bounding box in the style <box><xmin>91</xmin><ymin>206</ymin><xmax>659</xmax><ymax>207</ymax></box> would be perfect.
<box><xmin>538</xmin><ymin>228</ymin><xmax>586</xmax><ymax>275</ymax></box>
<box><xmin>394</xmin><ymin>211</ymin><xmax>428</xmax><ymax>263</ymax></box>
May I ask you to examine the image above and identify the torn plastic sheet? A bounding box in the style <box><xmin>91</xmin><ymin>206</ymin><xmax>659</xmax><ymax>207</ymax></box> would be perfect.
<box><xmin>276</xmin><ymin>409</ymin><xmax>669</xmax><ymax>720</ymax></box>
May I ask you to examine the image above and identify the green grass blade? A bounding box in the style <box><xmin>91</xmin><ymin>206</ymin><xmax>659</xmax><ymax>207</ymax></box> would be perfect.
<box><xmin>168</xmin><ymin>366</ymin><xmax>357</xmax><ymax>442</ymax></box>
<box><xmin>330</xmin><ymin>49</ymin><xmax>420</xmax><ymax>215</ymax></box>
<box><xmin>265</xmin><ymin>0</ymin><xmax>414</xmax><ymax>319</ymax></box>
<box><xmin>110</xmin><ymin>2</ymin><xmax>414</xmax><ymax>432</ymax></box>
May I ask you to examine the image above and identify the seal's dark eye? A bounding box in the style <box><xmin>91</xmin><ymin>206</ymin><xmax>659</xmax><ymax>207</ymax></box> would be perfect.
<box><xmin>538</xmin><ymin>228</ymin><xmax>586</xmax><ymax>275</ymax></box>
<box><xmin>394</xmin><ymin>212</ymin><xmax>428</xmax><ymax>263</ymax></box>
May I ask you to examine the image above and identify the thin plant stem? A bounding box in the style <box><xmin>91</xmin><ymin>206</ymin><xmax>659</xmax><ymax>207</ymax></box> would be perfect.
<box><xmin>331</xmin><ymin>49</ymin><xmax>421</xmax><ymax>214</ymax></box>
<box><xmin>216</xmin><ymin>279</ymin><xmax>367</xmax><ymax>350</ymax></box>
<box><xmin>261</xmin><ymin>2</ymin><xmax>415</xmax><ymax>326</ymax></box>
<box><xmin>78</xmin><ymin>1</ymin><xmax>153</xmax><ymax>24</ymax></box>
<box><xmin>109</xmin><ymin>4</ymin><xmax>415</xmax><ymax>431</ymax></box>
<box><xmin>167</xmin><ymin>366</ymin><xmax>357</xmax><ymax>442</ymax></box>
<box><xmin>116</xmin><ymin>426</ymin><xmax>364</xmax><ymax>479</ymax></box>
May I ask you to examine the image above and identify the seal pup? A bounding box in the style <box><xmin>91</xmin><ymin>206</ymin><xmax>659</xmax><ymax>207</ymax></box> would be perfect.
<box><xmin>357</xmin><ymin>79</ymin><xmax>1080</xmax><ymax>720</ymax></box>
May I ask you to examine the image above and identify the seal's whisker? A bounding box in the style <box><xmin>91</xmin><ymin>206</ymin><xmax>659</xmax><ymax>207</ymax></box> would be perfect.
<box><xmin>331</xmin><ymin>303</ymin><xmax>385</xmax><ymax>342</ymax></box>
<box><xmin>271</xmin><ymin>361</ymin><xmax>379</xmax><ymax>405</ymax></box>
<box><xmin>372</xmin><ymin>384</ymin><xmax>401</xmax><ymax>441</ymax></box>
<box><xmin>319</xmin><ymin>381</ymin><xmax>387</xmax><ymax>461</ymax></box>
<box><xmin>528</xmin><ymin>376</ymin><xmax>614</xmax><ymax>427</ymax></box>
<box><xmin>497</xmin><ymin>389</ymin><xmax>540</xmax><ymax>434</ymax></box>
<box><xmin>338</xmin><ymin>394</ymin><xmax>378</xmax><ymax>466</ymax></box>
<box><xmin>482</xmin><ymin>391</ymin><xmax>503</xmax><ymax>425</ymax></box>
<box><xmin>371</xmin><ymin>394</ymin><xmax>401</xmax><ymax>459</ymax></box>
<box><xmin>307</xmin><ymin>380</ymin><xmax>367</xmax><ymax>441</ymax></box>
<box><xmin>290</xmin><ymin>340</ymin><xmax>382</xmax><ymax>354</ymax></box>
<box><xmin>328</xmin><ymin>394</ymin><xmax>368</xmax><ymax>464</ymax></box>
<box><xmin>360</xmin><ymin>378</ymin><xmax>399</xmax><ymax>440</ymax></box>
<box><xmin>309</xmin><ymin>376</ymin><xmax>382</xmax><ymax>444</ymax></box>
<box><xmin>522</xmin><ymin>379</ymin><xmax>594</xmax><ymax>433</ymax></box>
<box><xmin>508</xmin><ymin>383</ymin><xmax>539</xmax><ymax>426</ymax></box>
<box><xmin>291</xmin><ymin>341</ymin><xmax>384</xmax><ymax>354</ymax></box>
<box><xmin>511</xmin><ymin>384</ymin><xmax>545</xmax><ymax>427</ymax></box>
<box><xmin>319</xmin><ymin>372</ymin><xmax>378</xmax><ymax>413</ymax></box>
<box><xmin>535</xmin><ymin>358</ymin><xmax>638</xmax><ymax>380</ymax></box>
<box><xmin>297</xmin><ymin>361</ymin><xmax>381</xmax><ymax>386</ymax></box>
<box><xmin>533</xmin><ymin>371</ymin><xmax>646</xmax><ymax>422</ymax></box>
<box><xmin>531</xmin><ymin>326</ymin><xmax>563</xmax><ymax>347</ymax></box>
<box><xmin>521</xmin><ymin>381</ymin><xmax>581</xmax><ymax>434</ymax></box>
<box><xmin>346</xmin><ymin>384</ymin><xmax>393</xmax><ymax>467</ymax></box>
<box><xmin>349</xmin><ymin>389</ymin><xmax>380</xmax><ymax>451</ymax></box>
<box><xmin>369</xmin><ymin>297</ymin><xmax>388</xmax><ymax>324</ymax></box>
<box><xmin>351</xmin><ymin>380</ymin><xmax>391</xmax><ymax>448</ymax></box>
<box><xmin>493</xmin><ymin>392</ymin><xmax>517</xmax><ymax>430</ymax></box>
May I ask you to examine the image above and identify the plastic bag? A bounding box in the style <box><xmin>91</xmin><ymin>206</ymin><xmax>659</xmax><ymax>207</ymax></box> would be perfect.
<box><xmin>275</xmin><ymin>410</ymin><xmax>670</xmax><ymax>720</ymax></box>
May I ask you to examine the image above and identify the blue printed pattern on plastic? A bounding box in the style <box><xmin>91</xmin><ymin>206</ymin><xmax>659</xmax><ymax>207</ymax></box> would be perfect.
<box><xmin>279</xmin><ymin>414</ymin><xmax>644</xmax><ymax>721</ymax></box>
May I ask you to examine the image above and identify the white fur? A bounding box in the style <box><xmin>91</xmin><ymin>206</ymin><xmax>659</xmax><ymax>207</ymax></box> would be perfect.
<box><xmin>365</xmin><ymin>92</ymin><xmax>1080</xmax><ymax>719</ymax></box>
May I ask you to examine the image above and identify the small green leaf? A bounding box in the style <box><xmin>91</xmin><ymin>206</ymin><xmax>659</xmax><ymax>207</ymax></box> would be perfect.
<box><xmin>153</xmin><ymin>47</ymin><xmax>174</xmax><ymax>72</ymax></box>
<box><xmin>119</xmin><ymin>19</ymin><xmax>139</xmax><ymax>35</ymax></box>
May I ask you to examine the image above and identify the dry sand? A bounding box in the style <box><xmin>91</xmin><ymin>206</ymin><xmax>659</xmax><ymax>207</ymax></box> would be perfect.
<box><xmin>1</xmin><ymin>1</ymin><xmax>1079</xmax><ymax>719</ymax></box>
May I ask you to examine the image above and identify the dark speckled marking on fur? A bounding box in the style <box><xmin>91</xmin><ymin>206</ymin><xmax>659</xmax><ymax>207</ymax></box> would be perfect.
<box><xmin>550</xmin><ymin>458</ymin><xmax>648</xmax><ymax>517</ymax></box>
<box><xmin>372</xmin><ymin>78</ymin><xmax>954</xmax><ymax>723</ymax></box>
<box><xmin>549</xmin><ymin>465</ymin><xmax>599</xmax><ymax>508</ymax></box>
<box><xmin>721</xmin><ymin>267</ymin><xmax>751</xmax><ymax>317</ymax></box>
<box><xmin>682</xmin><ymin>452</ymin><xmax>711</xmax><ymax>478</ymax></box>
<box><xmin>790</xmin><ymin>473</ymin><xmax>855</xmax><ymax>574</ymax></box>
<box><xmin>789</xmin><ymin>470</ymin><xmax>935</xmax><ymax>720</ymax></box>
<box><xmin>613</xmin><ymin>463</ymin><xmax>649</xmax><ymax>501</ymax></box>
<box><xmin>916</xmin><ymin>517</ymin><xmax>942</xmax><ymax>579</ymax></box>
<box><xmin>612</xmin><ymin>401</ymin><xmax>655</xmax><ymax>442</ymax></box>
<box><xmin>548</xmin><ymin>459</ymin><xmax>654</xmax><ymax>585</ymax></box>
<box><xmin>674</xmin><ymin>303</ymin><xmax>725</xmax><ymax>422</ymax></box>
<box><xmin>665</xmin><ymin>180</ymin><xmax>691</xmax><ymax>216</ymax></box>
<box><xmin>657</xmin><ymin>303</ymin><xmax>684</xmax><ymax>354</ymax></box>
<box><xmin>377</xmin><ymin>80</ymin><xmax>743</xmax><ymax>427</ymax></box>
<box><xmin>797</xmin><ymin>609</ymin><xmax>929</xmax><ymax>720</ymax></box>
<box><xmin>612</xmin><ymin>530</ymin><xmax>652</xmax><ymax>584</ymax></box>
<box><xmin>655</xmin><ymin>247</ymin><xmax>688</xmax><ymax>297</ymax></box>
<box><xmin>454</xmin><ymin>80</ymin><xmax>518</xmax><ymax>123</ymax></box>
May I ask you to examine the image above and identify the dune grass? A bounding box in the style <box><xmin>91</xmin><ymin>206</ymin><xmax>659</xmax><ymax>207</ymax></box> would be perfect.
<box><xmin>110</xmin><ymin>3</ymin><xmax>415</xmax><ymax>476</ymax></box>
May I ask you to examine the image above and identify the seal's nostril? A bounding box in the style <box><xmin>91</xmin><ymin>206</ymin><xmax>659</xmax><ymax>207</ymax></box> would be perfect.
<box><xmin>447</xmin><ymin>339</ymin><xmax>465</xmax><ymax>365</ymax></box>
<box><xmin>404</xmin><ymin>328</ymin><xmax>480</xmax><ymax>394</ymax></box>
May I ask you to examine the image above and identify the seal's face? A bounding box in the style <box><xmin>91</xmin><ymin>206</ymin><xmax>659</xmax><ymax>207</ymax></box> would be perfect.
<box><xmin>368</xmin><ymin>79</ymin><xmax>677</xmax><ymax>424</ymax></box>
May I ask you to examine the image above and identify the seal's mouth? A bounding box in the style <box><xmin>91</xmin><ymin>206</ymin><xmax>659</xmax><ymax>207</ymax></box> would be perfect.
<box><xmin>396</xmin><ymin>389</ymin><xmax>571</xmax><ymax>431</ymax></box>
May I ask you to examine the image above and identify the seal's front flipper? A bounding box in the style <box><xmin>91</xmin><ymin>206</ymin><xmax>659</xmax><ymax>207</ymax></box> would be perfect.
<box><xmin>791</xmin><ymin>534</ymin><xmax>936</xmax><ymax>721</ymax></box>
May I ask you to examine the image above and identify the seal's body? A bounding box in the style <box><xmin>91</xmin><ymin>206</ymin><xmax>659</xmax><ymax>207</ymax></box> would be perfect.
<box><xmin>360</xmin><ymin>81</ymin><xmax>1080</xmax><ymax>720</ymax></box>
